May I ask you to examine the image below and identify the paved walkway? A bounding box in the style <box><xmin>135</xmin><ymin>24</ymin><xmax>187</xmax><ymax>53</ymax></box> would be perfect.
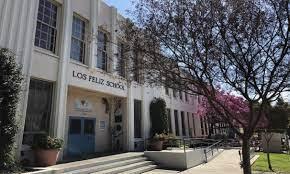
<box><xmin>181</xmin><ymin>149</ymin><xmax>243</xmax><ymax>174</ymax></box>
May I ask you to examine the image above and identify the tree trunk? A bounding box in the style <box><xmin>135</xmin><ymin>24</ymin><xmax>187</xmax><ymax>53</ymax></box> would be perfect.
<box><xmin>265</xmin><ymin>133</ymin><xmax>273</xmax><ymax>171</ymax></box>
<box><xmin>242</xmin><ymin>137</ymin><xmax>252</xmax><ymax>174</ymax></box>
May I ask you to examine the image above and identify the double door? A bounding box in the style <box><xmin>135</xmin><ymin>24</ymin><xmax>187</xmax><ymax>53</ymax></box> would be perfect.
<box><xmin>67</xmin><ymin>117</ymin><xmax>95</xmax><ymax>157</ymax></box>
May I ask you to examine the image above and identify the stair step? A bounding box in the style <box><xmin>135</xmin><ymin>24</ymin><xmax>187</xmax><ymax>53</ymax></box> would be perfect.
<box><xmin>63</xmin><ymin>157</ymin><xmax>148</xmax><ymax>174</ymax></box>
<box><xmin>91</xmin><ymin>161</ymin><xmax>155</xmax><ymax>174</ymax></box>
<box><xmin>57</xmin><ymin>153</ymin><xmax>144</xmax><ymax>173</ymax></box>
<box><xmin>119</xmin><ymin>165</ymin><xmax>157</xmax><ymax>174</ymax></box>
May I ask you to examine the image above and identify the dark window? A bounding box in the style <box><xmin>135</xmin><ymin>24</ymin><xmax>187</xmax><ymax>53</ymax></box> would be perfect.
<box><xmin>117</xmin><ymin>42</ymin><xmax>125</xmax><ymax>77</ymax></box>
<box><xmin>185</xmin><ymin>93</ymin><xmax>188</xmax><ymax>102</ymax></box>
<box><xmin>179</xmin><ymin>91</ymin><xmax>183</xmax><ymax>100</ymax></box>
<box><xmin>173</xmin><ymin>89</ymin><xmax>177</xmax><ymax>98</ymax></box>
<box><xmin>35</xmin><ymin>0</ymin><xmax>58</xmax><ymax>52</ymax></box>
<box><xmin>69</xmin><ymin>119</ymin><xmax>81</xmax><ymax>134</ymax></box>
<box><xmin>24</xmin><ymin>79</ymin><xmax>53</xmax><ymax>133</ymax></box>
<box><xmin>192</xmin><ymin>113</ymin><xmax>196</xmax><ymax>136</ymax></box>
<box><xmin>174</xmin><ymin>110</ymin><xmax>179</xmax><ymax>136</ymax></box>
<box><xmin>187</xmin><ymin>112</ymin><xmax>191</xmax><ymax>137</ymax></box>
<box><xmin>165</xmin><ymin>87</ymin><xmax>169</xmax><ymax>95</ymax></box>
<box><xmin>204</xmin><ymin>118</ymin><xmax>208</xmax><ymax>135</ymax></box>
<box><xmin>70</xmin><ymin>15</ymin><xmax>86</xmax><ymax>63</ymax></box>
<box><xmin>181</xmin><ymin>111</ymin><xmax>186</xmax><ymax>136</ymax></box>
<box><xmin>133</xmin><ymin>51</ymin><xmax>141</xmax><ymax>83</ymax></box>
<box><xmin>167</xmin><ymin>108</ymin><xmax>172</xmax><ymax>133</ymax></box>
<box><xmin>84</xmin><ymin>119</ymin><xmax>95</xmax><ymax>134</ymax></box>
<box><xmin>97</xmin><ymin>31</ymin><xmax>108</xmax><ymax>71</ymax></box>
<box><xmin>200</xmin><ymin>117</ymin><xmax>204</xmax><ymax>135</ymax></box>
<box><xmin>134</xmin><ymin>100</ymin><xmax>142</xmax><ymax>138</ymax></box>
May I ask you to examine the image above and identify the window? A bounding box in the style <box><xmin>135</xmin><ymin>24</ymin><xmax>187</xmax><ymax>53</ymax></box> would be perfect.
<box><xmin>200</xmin><ymin>117</ymin><xmax>204</xmax><ymax>135</ymax></box>
<box><xmin>181</xmin><ymin>111</ymin><xmax>186</xmax><ymax>136</ymax></box>
<box><xmin>70</xmin><ymin>15</ymin><xmax>86</xmax><ymax>63</ymax></box>
<box><xmin>23</xmin><ymin>79</ymin><xmax>53</xmax><ymax>145</ymax></box>
<box><xmin>134</xmin><ymin>100</ymin><xmax>142</xmax><ymax>138</ymax></box>
<box><xmin>69</xmin><ymin>119</ymin><xmax>81</xmax><ymax>134</ymax></box>
<box><xmin>187</xmin><ymin>112</ymin><xmax>191</xmax><ymax>137</ymax></box>
<box><xmin>117</xmin><ymin>42</ymin><xmax>125</xmax><ymax>77</ymax></box>
<box><xmin>97</xmin><ymin>31</ymin><xmax>108</xmax><ymax>71</ymax></box>
<box><xmin>192</xmin><ymin>114</ymin><xmax>196</xmax><ymax>136</ymax></box>
<box><xmin>173</xmin><ymin>89</ymin><xmax>177</xmax><ymax>98</ymax></box>
<box><xmin>179</xmin><ymin>91</ymin><xmax>183</xmax><ymax>100</ymax></box>
<box><xmin>185</xmin><ymin>93</ymin><xmax>188</xmax><ymax>102</ymax></box>
<box><xmin>204</xmin><ymin>118</ymin><xmax>208</xmax><ymax>135</ymax></box>
<box><xmin>165</xmin><ymin>87</ymin><xmax>169</xmax><ymax>95</ymax></box>
<box><xmin>35</xmin><ymin>0</ymin><xmax>58</xmax><ymax>53</ymax></box>
<box><xmin>133</xmin><ymin>51</ymin><xmax>141</xmax><ymax>83</ymax></box>
<box><xmin>167</xmin><ymin>109</ymin><xmax>172</xmax><ymax>133</ymax></box>
<box><xmin>174</xmin><ymin>110</ymin><xmax>179</xmax><ymax>136</ymax></box>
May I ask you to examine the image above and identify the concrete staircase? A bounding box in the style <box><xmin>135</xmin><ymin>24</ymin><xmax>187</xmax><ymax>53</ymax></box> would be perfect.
<box><xmin>28</xmin><ymin>152</ymin><xmax>157</xmax><ymax>174</ymax></box>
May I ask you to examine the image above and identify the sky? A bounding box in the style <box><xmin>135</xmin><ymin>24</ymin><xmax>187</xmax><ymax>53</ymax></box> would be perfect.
<box><xmin>103</xmin><ymin>0</ymin><xmax>134</xmax><ymax>17</ymax></box>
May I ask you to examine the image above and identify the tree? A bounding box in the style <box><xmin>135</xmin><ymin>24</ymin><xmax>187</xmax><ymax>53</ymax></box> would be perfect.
<box><xmin>0</xmin><ymin>48</ymin><xmax>22</xmax><ymax>170</ymax></box>
<box><xmin>121</xmin><ymin>0</ymin><xmax>289</xmax><ymax>174</ymax></box>
<box><xmin>150</xmin><ymin>98</ymin><xmax>168</xmax><ymax>136</ymax></box>
<box><xmin>262</xmin><ymin>97</ymin><xmax>289</xmax><ymax>171</ymax></box>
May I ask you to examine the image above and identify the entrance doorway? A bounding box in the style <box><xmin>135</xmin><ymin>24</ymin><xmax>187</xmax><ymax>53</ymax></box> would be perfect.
<box><xmin>67</xmin><ymin>117</ymin><xmax>95</xmax><ymax>157</ymax></box>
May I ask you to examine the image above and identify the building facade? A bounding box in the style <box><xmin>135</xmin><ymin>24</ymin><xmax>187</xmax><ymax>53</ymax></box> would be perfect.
<box><xmin>0</xmin><ymin>0</ymin><xmax>221</xmax><ymax>162</ymax></box>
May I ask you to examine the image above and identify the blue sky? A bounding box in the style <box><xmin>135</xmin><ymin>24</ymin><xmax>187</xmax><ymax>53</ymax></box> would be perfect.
<box><xmin>103</xmin><ymin>0</ymin><xmax>134</xmax><ymax>17</ymax></box>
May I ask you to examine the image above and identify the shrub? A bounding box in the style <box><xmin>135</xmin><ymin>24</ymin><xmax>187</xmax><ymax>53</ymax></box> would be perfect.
<box><xmin>32</xmin><ymin>135</ymin><xmax>64</xmax><ymax>150</ymax></box>
<box><xmin>0</xmin><ymin>48</ymin><xmax>22</xmax><ymax>170</ymax></box>
<box><xmin>149</xmin><ymin>98</ymin><xmax>168</xmax><ymax>136</ymax></box>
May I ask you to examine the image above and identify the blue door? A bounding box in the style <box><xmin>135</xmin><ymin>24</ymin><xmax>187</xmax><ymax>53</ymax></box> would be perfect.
<box><xmin>67</xmin><ymin>117</ymin><xmax>95</xmax><ymax>157</ymax></box>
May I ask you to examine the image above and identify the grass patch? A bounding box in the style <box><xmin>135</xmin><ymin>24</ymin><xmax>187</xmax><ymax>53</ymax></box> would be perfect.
<box><xmin>252</xmin><ymin>152</ymin><xmax>290</xmax><ymax>174</ymax></box>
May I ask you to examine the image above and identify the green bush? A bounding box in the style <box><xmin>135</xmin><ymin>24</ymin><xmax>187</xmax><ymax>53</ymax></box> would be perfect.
<box><xmin>32</xmin><ymin>135</ymin><xmax>64</xmax><ymax>150</ymax></box>
<box><xmin>150</xmin><ymin>98</ymin><xmax>168</xmax><ymax>136</ymax></box>
<box><xmin>0</xmin><ymin>48</ymin><xmax>22</xmax><ymax>170</ymax></box>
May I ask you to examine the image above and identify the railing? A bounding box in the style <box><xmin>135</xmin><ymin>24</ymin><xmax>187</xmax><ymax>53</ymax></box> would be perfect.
<box><xmin>203</xmin><ymin>140</ymin><xmax>223</xmax><ymax>162</ymax></box>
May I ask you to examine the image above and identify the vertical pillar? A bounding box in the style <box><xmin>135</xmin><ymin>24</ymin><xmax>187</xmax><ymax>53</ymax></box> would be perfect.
<box><xmin>88</xmin><ymin>0</ymin><xmax>99</xmax><ymax>69</ymax></box>
<box><xmin>127</xmin><ymin>83</ymin><xmax>134</xmax><ymax>151</ymax></box>
<box><xmin>15</xmin><ymin>0</ymin><xmax>39</xmax><ymax>160</ymax></box>
<box><xmin>170</xmin><ymin>108</ymin><xmax>176</xmax><ymax>136</ymax></box>
<box><xmin>54</xmin><ymin>0</ymin><xmax>72</xmax><ymax>147</ymax></box>
<box><xmin>178</xmin><ymin>111</ymin><xmax>183</xmax><ymax>137</ymax></box>
<box><xmin>110</xmin><ymin>6</ymin><xmax>118</xmax><ymax>74</ymax></box>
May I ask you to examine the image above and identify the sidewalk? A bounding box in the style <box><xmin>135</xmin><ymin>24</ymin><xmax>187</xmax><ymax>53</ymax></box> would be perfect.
<box><xmin>181</xmin><ymin>149</ymin><xmax>243</xmax><ymax>174</ymax></box>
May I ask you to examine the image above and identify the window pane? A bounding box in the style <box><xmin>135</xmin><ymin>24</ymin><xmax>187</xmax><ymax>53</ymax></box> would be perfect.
<box><xmin>174</xmin><ymin>110</ymin><xmax>179</xmax><ymax>136</ymax></box>
<box><xmin>134</xmin><ymin>100</ymin><xmax>142</xmax><ymax>138</ymax></box>
<box><xmin>34</xmin><ymin>0</ymin><xmax>57</xmax><ymax>52</ymax></box>
<box><xmin>70</xmin><ymin>16</ymin><xmax>86</xmax><ymax>63</ymax></box>
<box><xmin>84</xmin><ymin>120</ymin><xmax>95</xmax><ymax>135</ymax></box>
<box><xmin>69</xmin><ymin>119</ymin><xmax>81</xmax><ymax>134</ymax></box>
<box><xmin>97</xmin><ymin>31</ymin><xmax>107</xmax><ymax>71</ymax></box>
<box><xmin>181</xmin><ymin>111</ymin><xmax>186</xmax><ymax>136</ymax></box>
<box><xmin>24</xmin><ymin>79</ymin><xmax>53</xmax><ymax>133</ymax></box>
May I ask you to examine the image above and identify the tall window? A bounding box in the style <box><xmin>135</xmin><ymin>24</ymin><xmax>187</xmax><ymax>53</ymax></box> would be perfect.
<box><xmin>165</xmin><ymin>87</ymin><xmax>169</xmax><ymax>95</ymax></box>
<box><xmin>23</xmin><ymin>79</ymin><xmax>53</xmax><ymax>145</ymax></box>
<box><xmin>167</xmin><ymin>109</ymin><xmax>172</xmax><ymax>133</ymax></box>
<box><xmin>187</xmin><ymin>112</ymin><xmax>191</xmax><ymax>137</ymax></box>
<box><xmin>200</xmin><ymin>117</ymin><xmax>204</xmax><ymax>135</ymax></box>
<box><xmin>174</xmin><ymin>110</ymin><xmax>179</xmax><ymax>136</ymax></box>
<box><xmin>133</xmin><ymin>51</ymin><xmax>141</xmax><ymax>83</ymax></box>
<box><xmin>179</xmin><ymin>91</ymin><xmax>183</xmax><ymax>100</ymax></box>
<box><xmin>134</xmin><ymin>100</ymin><xmax>142</xmax><ymax>138</ymax></box>
<box><xmin>117</xmin><ymin>42</ymin><xmax>125</xmax><ymax>77</ymax></box>
<box><xmin>97</xmin><ymin>31</ymin><xmax>108</xmax><ymax>71</ymax></box>
<box><xmin>173</xmin><ymin>89</ymin><xmax>177</xmax><ymax>98</ymax></box>
<box><xmin>35</xmin><ymin>0</ymin><xmax>58</xmax><ymax>53</ymax></box>
<box><xmin>70</xmin><ymin>15</ymin><xmax>86</xmax><ymax>63</ymax></box>
<box><xmin>204</xmin><ymin>118</ymin><xmax>208</xmax><ymax>135</ymax></box>
<box><xmin>181</xmin><ymin>111</ymin><xmax>186</xmax><ymax>136</ymax></box>
<box><xmin>192</xmin><ymin>113</ymin><xmax>196</xmax><ymax>136</ymax></box>
<box><xmin>185</xmin><ymin>93</ymin><xmax>188</xmax><ymax>102</ymax></box>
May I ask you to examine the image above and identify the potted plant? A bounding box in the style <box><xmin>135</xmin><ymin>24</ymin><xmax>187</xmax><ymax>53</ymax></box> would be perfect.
<box><xmin>32</xmin><ymin>135</ymin><xmax>64</xmax><ymax>167</ymax></box>
<box><xmin>149</xmin><ymin>133</ymin><xmax>167</xmax><ymax>151</ymax></box>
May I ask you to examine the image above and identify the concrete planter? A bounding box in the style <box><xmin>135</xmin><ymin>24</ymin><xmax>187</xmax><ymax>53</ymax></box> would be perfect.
<box><xmin>149</xmin><ymin>141</ymin><xmax>163</xmax><ymax>151</ymax></box>
<box><xmin>34</xmin><ymin>149</ymin><xmax>60</xmax><ymax>167</ymax></box>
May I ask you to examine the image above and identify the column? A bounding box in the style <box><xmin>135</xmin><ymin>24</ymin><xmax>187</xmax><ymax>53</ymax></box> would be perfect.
<box><xmin>127</xmin><ymin>83</ymin><xmax>135</xmax><ymax>151</ymax></box>
<box><xmin>53</xmin><ymin>0</ymin><xmax>72</xmax><ymax>143</ymax></box>
<box><xmin>170</xmin><ymin>108</ymin><xmax>176</xmax><ymax>136</ymax></box>
<box><xmin>109</xmin><ymin>6</ymin><xmax>118</xmax><ymax>73</ymax></box>
<box><xmin>88</xmin><ymin>0</ymin><xmax>99</xmax><ymax>69</ymax></box>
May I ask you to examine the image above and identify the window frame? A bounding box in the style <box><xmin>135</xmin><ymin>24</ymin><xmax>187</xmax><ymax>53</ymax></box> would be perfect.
<box><xmin>97</xmin><ymin>30</ymin><xmax>109</xmax><ymax>71</ymax></box>
<box><xmin>117</xmin><ymin>41</ymin><xmax>126</xmax><ymax>77</ymax></box>
<box><xmin>70</xmin><ymin>14</ymin><xmax>88</xmax><ymax>64</ymax></box>
<box><xmin>35</xmin><ymin>0</ymin><xmax>60</xmax><ymax>54</ymax></box>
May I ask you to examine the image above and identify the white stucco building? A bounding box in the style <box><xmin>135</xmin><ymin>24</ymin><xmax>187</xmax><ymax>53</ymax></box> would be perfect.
<box><xmin>0</xmin><ymin>0</ymin><xmax>225</xmax><ymax>162</ymax></box>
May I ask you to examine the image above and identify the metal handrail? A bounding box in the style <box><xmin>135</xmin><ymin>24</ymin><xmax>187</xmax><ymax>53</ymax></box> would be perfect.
<box><xmin>203</xmin><ymin>140</ymin><xmax>223</xmax><ymax>162</ymax></box>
